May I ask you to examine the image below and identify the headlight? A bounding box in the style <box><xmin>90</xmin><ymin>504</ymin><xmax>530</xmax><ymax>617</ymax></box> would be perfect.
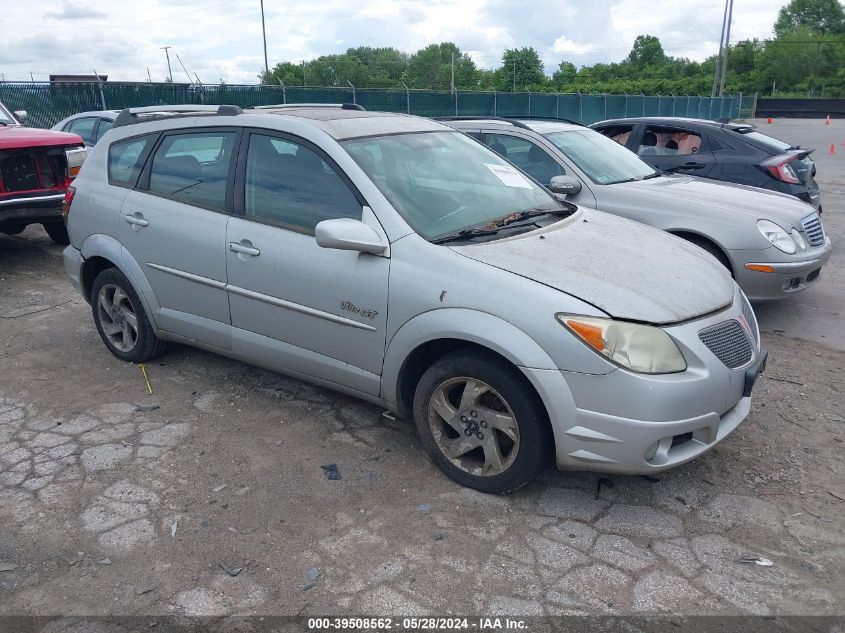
<box><xmin>791</xmin><ymin>228</ymin><xmax>806</xmax><ymax>250</ymax></box>
<box><xmin>757</xmin><ymin>219</ymin><xmax>795</xmax><ymax>254</ymax></box>
<box><xmin>557</xmin><ymin>314</ymin><xmax>687</xmax><ymax>374</ymax></box>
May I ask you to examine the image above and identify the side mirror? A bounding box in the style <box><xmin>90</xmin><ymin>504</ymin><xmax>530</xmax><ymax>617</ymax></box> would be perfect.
<box><xmin>315</xmin><ymin>218</ymin><xmax>387</xmax><ymax>255</ymax></box>
<box><xmin>13</xmin><ymin>110</ymin><xmax>28</xmax><ymax>124</ymax></box>
<box><xmin>548</xmin><ymin>175</ymin><xmax>582</xmax><ymax>196</ymax></box>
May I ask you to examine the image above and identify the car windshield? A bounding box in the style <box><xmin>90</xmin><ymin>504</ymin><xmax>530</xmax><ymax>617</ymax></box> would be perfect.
<box><xmin>0</xmin><ymin>102</ymin><xmax>16</xmax><ymax>125</ymax></box>
<box><xmin>544</xmin><ymin>129</ymin><xmax>657</xmax><ymax>184</ymax></box>
<box><xmin>342</xmin><ymin>131</ymin><xmax>563</xmax><ymax>240</ymax></box>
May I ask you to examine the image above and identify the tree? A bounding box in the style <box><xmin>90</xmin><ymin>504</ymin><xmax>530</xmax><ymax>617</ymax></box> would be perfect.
<box><xmin>262</xmin><ymin>62</ymin><xmax>304</xmax><ymax>86</ymax></box>
<box><xmin>626</xmin><ymin>35</ymin><xmax>667</xmax><ymax>69</ymax></box>
<box><xmin>552</xmin><ymin>61</ymin><xmax>577</xmax><ymax>88</ymax></box>
<box><xmin>496</xmin><ymin>47</ymin><xmax>546</xmax><ymax>91</ymax></box>
<box><xmin>406</xmin><ymin>43</ymin><xmax>480</xmax><ymax>90</ymax></box>
<box><xmin>774</xmin><ymin>0</ymin><xmax>845</xmax><ymax>36</ymax></box>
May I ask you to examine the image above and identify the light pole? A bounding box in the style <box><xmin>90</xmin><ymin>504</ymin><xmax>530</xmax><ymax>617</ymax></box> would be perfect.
<box><xmin>260</xmin><ymin>0</ymin><xmax>269</xmax><ymax>81</ymax></box>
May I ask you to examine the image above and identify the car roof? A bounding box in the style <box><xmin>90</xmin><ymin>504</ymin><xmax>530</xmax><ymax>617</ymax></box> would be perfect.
<box><xmin>251</xmin><ymin>106</ymin><xmax>449</xmax><ymax>140</ymax></box>
<box><xmin>444</xmin><ymin>117</ymin><xmax>585</xmax><ymax>135</ymax></box>
<box><xmin>592</xmin><ymin>116</ymin><xmax>752</xmax><ymax>131</ymax></box>
<box><xmin>63</xmin><ymin>110</ymin><xmax>121</xmax><ymax>119</ymax></box>
<box><xmin>110</xmin><ymin>104</ymin><xmax>450</xmax><ymax>141</ymax></box>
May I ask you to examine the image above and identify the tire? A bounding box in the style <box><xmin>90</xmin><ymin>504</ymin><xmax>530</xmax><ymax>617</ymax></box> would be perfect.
<box><xmin>684</xmin><ymin>236</ymin><xmax>733</xmax><ymax>276</ymax></box>
<box><xmin>1</xmin><ymin>225</ymin><xmax>25</xmax><ymax>236</ymax></box>
<box><xmin>90</xmin><ymin>268</ymin><xmax>168</xmax><ymax>363</ymax></box>
<box><xmin>412</xmin><ymin>350</ymin><xmax>551</xmax><ymax>494</ymax></box>
<box><xmin>43</xmin><ymin>222</ymin><xmax>69</xmax><ymax>245</ymax></box>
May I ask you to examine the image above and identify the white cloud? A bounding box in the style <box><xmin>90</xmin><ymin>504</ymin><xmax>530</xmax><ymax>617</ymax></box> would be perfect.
<box><xmin>0</xmin><ymin>0</ymin><xmax>788</xmax><ymax>83</ymax></box>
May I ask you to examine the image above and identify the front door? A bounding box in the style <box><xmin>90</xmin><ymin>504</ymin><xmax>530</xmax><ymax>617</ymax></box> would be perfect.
<box><xmin>225</xmin><ymin>131</ymin><xmax>389</xmax><ymax>396</ymax></box>
<box><xmin>119</xmin><ymin>128</ymin><xmax>239</xmax><ymax>349</ymax></box>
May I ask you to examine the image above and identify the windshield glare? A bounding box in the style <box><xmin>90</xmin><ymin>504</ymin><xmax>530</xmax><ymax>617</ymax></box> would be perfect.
<box><xmin>342</xmin><ymin>131</ymin><xmax>561</xmax><ymax>239</ymax></box>
<box><xmin>0</xmin><ymin>103</ymin><xmax>16</xmax><ymax>125</ymax></box>
<box><xmin>545</xmin><ymin>129</ymin><xmax>656</xmax><ymax>184</ymax></box>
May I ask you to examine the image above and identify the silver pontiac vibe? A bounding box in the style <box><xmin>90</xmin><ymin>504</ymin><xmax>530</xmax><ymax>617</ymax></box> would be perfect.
<box><xmin>63</xmin><ymin>104</ymin><xmax>766</xmax><ymax>493</ymax></box>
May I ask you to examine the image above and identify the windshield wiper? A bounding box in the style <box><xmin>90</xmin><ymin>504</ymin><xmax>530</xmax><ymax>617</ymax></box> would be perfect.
<box><xmin>641</xmin><ymin>172</ymin><xmax>662</xmax><ymax>180</ymax></box>
<box><xmin>486</xmin><ymin>206</ymin><xmax>574</xmax><ymax>229</ymax></box>
<box><xmin>430</xmin><ymin>227</ymin><xmax>504</xmax><ymax>244</ymax></box>
<box><xmin>605</xmin><ymin>177</ymin><xmax>637</xmax><ymax>185</ymax></box>
<box><xmin>432</xmin><ymin>207</ymin><xmax>574</xmax><ymax>245</ymax></box>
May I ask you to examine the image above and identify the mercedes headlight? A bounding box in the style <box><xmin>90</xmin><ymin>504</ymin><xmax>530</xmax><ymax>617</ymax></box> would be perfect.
<box><xmin>557</xmin><ymin>315</ymin><xmax>687</xmax><ymax>374</ymax></box>
<box><xmin>757</xmin><ymin>219</ymin><xmax>796</xmax><ymax>254</ymax></box>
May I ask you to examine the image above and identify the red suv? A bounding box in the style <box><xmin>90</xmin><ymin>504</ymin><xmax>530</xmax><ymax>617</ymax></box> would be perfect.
<box><xmin>1</xmin><ymin>101</ymin><xmax>87</xmax><ymax>244</ymax></box>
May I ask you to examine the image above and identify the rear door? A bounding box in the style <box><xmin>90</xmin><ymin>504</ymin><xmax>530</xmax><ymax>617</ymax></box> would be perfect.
<box><xmin>119</xmin><ymin>128</ymin><xmax>239</xmax><ymax>349</ymax></box>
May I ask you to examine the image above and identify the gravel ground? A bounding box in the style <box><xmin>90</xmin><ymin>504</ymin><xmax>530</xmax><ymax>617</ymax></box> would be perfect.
<box><xmin>0</xmin><ymin>118</ymin><xmax>843</xmax><ymax>620</ymax></box>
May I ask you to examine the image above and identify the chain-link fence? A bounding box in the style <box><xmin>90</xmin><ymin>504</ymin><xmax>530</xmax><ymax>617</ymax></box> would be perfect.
<box><xmin>0</xmin><ymin>82</ymin><xmax>753</xmax><ymax>129</ymax></box>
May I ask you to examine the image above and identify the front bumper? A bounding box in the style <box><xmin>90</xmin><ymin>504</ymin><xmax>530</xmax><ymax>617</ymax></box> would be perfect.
<box><xmin>0</xmin><ymin>191</ymin><xmax>65</xmax><ymax>227</ymax></box>
<box><xmin>522</xmin><ymin>290</ymin><xmax>764</xmax><ymax>474</ymax></box>
<box><xmin>732</xmin><ymin>237</ymin><xmax>833</xmax><ymax>301</ymax></box>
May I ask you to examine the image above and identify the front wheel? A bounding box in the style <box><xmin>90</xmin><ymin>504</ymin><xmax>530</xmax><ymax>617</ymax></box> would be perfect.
<box><xmin>412</xmin><ymin>350</ymin><xmax>551</xmax><ymax>494</ymax></box>
<box><xmin>90</xmin><ymin>268</ymin><xmax>168</xmax><ymax>362</ymax></box>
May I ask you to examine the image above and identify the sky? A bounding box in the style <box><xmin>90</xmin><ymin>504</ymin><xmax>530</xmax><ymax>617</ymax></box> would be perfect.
<box><xmin>0</xmin><ymin>0</ymin><xmax>787</xmax><ymax>84</ymax></box>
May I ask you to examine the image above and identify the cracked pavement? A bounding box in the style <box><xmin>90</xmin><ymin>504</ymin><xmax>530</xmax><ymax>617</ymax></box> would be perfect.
<box><xmin>0</xmin><ymin>119</ymin><xmax>843</xmax><ymax>618</ymax></box>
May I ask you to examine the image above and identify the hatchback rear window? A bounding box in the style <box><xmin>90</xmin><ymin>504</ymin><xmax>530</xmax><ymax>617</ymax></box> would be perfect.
<box><xmin>733</xmin><ymin>129</ymin><xmax>791</xmax><ymax>152</ymax></box>
<box><xmin>108</xmin><ymin>134</ymin><xmax>154</xmax><ymax>188</ymax></box>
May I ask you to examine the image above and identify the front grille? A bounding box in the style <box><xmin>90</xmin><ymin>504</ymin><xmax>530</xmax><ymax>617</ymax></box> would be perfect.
<box><xmin>802</xmin><ymin>213</ymin><xmax>825</xmax><ymax>247</ymax></box>
<box><xmin>699</xmin><ymin>320</ymin><xmax>753</xmax><ymax>369</ymax></box>
<box><xmin>1</xmin><ymin>152</ymin><xmax>38</xmax><ymax>192</ymax></box>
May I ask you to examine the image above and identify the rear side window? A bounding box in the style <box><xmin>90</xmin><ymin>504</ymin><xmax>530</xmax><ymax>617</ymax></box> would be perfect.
<box><xmin>597</xmin><ymin>125</ymin><xmax>634</xmax><ymax>146</ymax></box>
<box><xmin>148</xmin><ymin>132</ymin><xmax>237</xmax><ymax>211</ymax></box>
<box><xmin>65</xmin><ymin>117</ymin><xmax>98</xmax><ymax>145</ymax></box>
<box><xmin>95</xmin><ymin>118</ymin><xmax>114</xmax><ymax>142</ymax></box>
<box><xmin>108</xmin><ymin>134</ymin><xmax>154</xmax><ymax>188</ymax></box>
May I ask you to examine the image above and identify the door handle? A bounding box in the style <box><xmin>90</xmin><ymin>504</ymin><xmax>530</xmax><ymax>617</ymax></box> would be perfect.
<box><xmin>229</xmin><ymin>241</ymin><xmax>260</xmax><ymax>257</ymax></box>
<box><xmin>124</xmin><ymin>213</ymin><xmax>149</xmax><ymax>227</ymax></box>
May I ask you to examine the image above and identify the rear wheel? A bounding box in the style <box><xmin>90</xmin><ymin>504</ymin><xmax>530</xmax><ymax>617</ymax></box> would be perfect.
<box><xmin>413</xmin><ymin>350</ymin><xmax>550</xmax><ymax>494</ymax></box>
<box><xmin>90</xmin><ymin>268</ymin><xmax>168</xmax><ymax>362</ymax></box>
<box><xmin>43</xmin><ymin>222</ymin><xmax>69</xmax><ymax>245</ymax></box>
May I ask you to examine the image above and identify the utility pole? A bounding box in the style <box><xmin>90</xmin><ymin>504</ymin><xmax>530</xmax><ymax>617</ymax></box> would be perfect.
<box><xmin>147</xmin><ymin>67</ymin><xmax>152</xmax><ymax>82</ymax></box>
<box><xmin>260</xmin><ymin>0</ymin><xmax>269</xmax><ymax>81</ymax></box>
<box><xmin>718</xmin><ymin>0</ymin><xmax>734</xmax><ymax>96</ymax></box>
<box><xmin>450</xmin><ymin>52</ymin><xmax>455</xmax><ymax>94</ymax></box>
<box><xmin>711</xmin><ymin>0</ymin><xmax>729</xmax><ymax>97</ymax></box>
<box><xmin>161</xmin><ymin>46</ymin><xmax>173</xmax><ymax>83</ymax></box>
<box><xmin>513</xmin><ymin>58</ymin><xmax>516</xmax><ymax>92</ymax></box>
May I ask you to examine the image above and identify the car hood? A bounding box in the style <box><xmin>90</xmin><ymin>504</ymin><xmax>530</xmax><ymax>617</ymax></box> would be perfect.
<box><xmin>451</xmin><ymin>209</ymin><xmax>734</xmax><ymax>325</ymax></box>
<box><xmin>611</xmin><ymin>175</ymin><xmax>816</xmax><ymax>226</ymax></box>
<box><xmin>0</xmin><ymin>126</ymin><xmax>84</xmax><ymax>150</ymax></box>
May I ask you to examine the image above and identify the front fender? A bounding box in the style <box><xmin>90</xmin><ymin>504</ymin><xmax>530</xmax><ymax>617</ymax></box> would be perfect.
<box><xmin>381</xmin><ymin>308</ymin><xmax>578</xmax><ymax>460</ymax></box>
<box><xmin>80</xmin><ymin>233</ymin><xmax>161</xmax><ymax>329</ymax></box>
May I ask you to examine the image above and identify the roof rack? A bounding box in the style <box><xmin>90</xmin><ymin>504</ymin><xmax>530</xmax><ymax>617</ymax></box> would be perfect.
<box><xmin>435</xmin><ymin>116</ymin><xmax>532</xmax><ymax>130</ymax></box>
<box><xmin>515</xmin><ymin>115</ymin><xmax>583</xmax><ymax>126</ymax></box>
<box><xmin>112</xmin><ymin>104</ymin><xmax>243</xmax><ymax>128</ymax></box>
<box><xmin>250</xmin><ymin>103</ymin><xmax>365</xmax><ymax>111</ymax></box>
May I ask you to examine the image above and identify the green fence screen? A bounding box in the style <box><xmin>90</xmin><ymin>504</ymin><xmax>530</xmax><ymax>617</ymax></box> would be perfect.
<box><xmin>0</xmin><ymin>82</ymin><xmax>751</xmax><ymax>130</ymax></box>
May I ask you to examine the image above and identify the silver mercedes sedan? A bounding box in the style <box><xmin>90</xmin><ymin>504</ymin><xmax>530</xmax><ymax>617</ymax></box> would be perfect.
<box><xmin>446</xmin><ymin>117</ymin><xmax>833</xmax><ymax>301</ymax></box>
